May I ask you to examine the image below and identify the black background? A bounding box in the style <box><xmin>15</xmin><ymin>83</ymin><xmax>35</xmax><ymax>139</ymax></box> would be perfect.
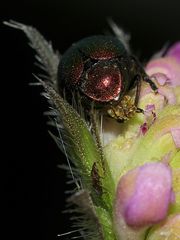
<box><xmin>2</xmin><ymin>0</ymin><xmax>180</xmax><ymax>239</ymax></box>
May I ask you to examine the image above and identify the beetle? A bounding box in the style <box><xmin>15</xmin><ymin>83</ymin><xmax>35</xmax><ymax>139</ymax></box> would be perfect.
<box><xmin>58</xmin><ymin>35</ymin><xmax>157</xmax><ymax>121</ymax></box>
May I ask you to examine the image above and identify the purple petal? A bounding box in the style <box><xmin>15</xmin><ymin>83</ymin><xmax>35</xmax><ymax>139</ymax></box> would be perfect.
<box><xmin>166</xmin><ymin>42</ymin><xmax>180</xmax><ymax>62</ymax></box>
<box><xmin>145</xmin><ymin>104</ymin><xmax>155</xmax><ymax>112</ymax></box>
<box><xmin>151</xmin><ymin>73</ymin><xmax>170</xmax><ymax>86</ymax></box>
<box><xmin>146</xmin><ymin>57</ymin><xmax>180</xmax><ymax>87</ymax></box>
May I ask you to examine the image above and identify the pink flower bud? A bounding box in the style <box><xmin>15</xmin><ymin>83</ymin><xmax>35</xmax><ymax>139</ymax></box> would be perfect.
<box><xmin>114</xmin><ymin>163</ymin><xmax>174</xmax><ymax>229</ymax></box>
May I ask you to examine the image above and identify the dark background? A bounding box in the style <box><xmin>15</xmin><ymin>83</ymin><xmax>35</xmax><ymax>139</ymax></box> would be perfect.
<box><xmin>2</xmin><ymin>0</ymin><xmax>180</xmax><ymax>239</ymax></box>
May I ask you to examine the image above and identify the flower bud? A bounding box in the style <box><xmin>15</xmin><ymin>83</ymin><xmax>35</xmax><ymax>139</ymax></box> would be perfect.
<box><xmin>114</xmin><ymin>162</ymin><xmax>174</xmax><ymax>238</ymax></box>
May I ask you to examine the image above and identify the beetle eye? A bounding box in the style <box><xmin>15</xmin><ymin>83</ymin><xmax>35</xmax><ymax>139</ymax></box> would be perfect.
<box><xmin>81</xmin><ymin>61</ymin><xmax>122</xmax><ymax>102</ymax></box>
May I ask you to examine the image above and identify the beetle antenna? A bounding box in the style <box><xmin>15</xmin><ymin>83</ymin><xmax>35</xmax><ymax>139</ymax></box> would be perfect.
<box><xmin>107</xmin><ymin>18</ymin><xmax>131</xmax><ymax>52</ymax></box>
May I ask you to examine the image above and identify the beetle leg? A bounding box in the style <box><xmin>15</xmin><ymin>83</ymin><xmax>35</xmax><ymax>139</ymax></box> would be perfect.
<box><xmin>134</xmin><ymin>74</ymin><xmax>142</xmax><ymax>106</ymax></box>
<box><xmin>133</xmin><ymin>75</ymin><xmax>145</xmax><ymax>114</ymax></box>
<box><xmin>143</xmin><ymin>76</ymin><xmax>158</xmax><ymax>93</ymax></box>
<box><xmin>136</xmin><ymin>107</ymin><xmax>144</xmax><ymax>114</ymax></box>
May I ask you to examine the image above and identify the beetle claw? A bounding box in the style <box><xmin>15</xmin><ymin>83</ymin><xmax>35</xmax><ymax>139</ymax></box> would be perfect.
<box><xmin>143</xmin><ymin>76</ymin><xmax>158</xmax><ymax>93</ymax></box>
